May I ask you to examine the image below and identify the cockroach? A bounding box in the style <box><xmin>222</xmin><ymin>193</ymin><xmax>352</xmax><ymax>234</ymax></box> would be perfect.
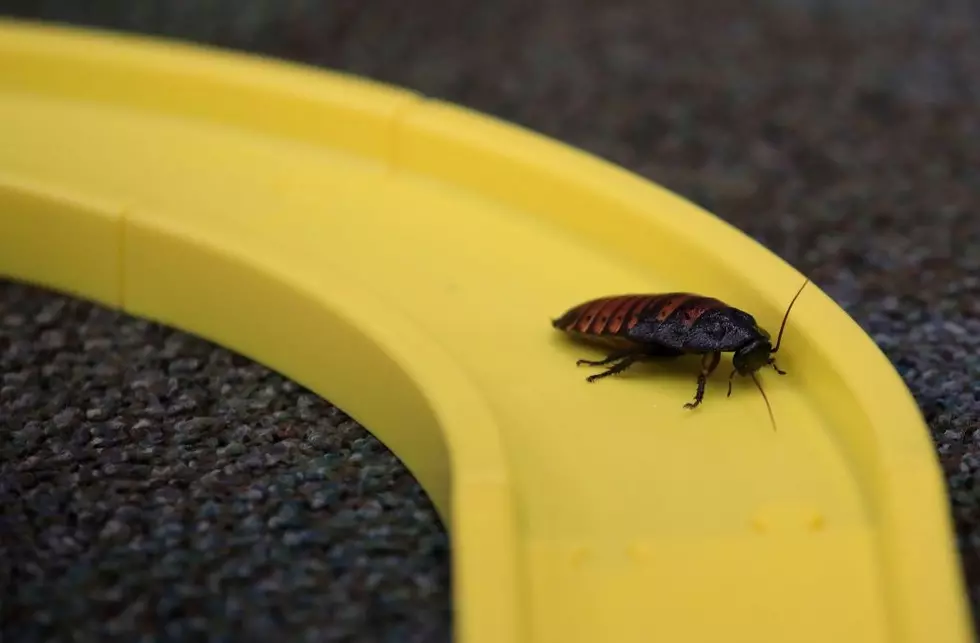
<box><xmin>551</xmin><ymin>279</ymin><xmax>809</xmax><ymax>430</ymax></box>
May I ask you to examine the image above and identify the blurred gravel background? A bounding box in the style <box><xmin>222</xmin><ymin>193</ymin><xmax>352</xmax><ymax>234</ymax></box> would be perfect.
<box><xmin>1</xmin><ymin>0</ymin><xmax>979</xmax><ymax>641</ymax></box>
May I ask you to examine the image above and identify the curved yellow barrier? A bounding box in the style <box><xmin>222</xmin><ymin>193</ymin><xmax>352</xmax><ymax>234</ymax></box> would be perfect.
<box><xmin>0</xmin><ymin>19</ymin><xmax>972</xmax><ymax>643</ymax></box>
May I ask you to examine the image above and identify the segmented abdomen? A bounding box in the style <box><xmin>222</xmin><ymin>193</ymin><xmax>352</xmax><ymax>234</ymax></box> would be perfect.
<box><xmin>552</xmin><ymin>293</ymin><xmax>726</xmax><ymax>337</ymax></box>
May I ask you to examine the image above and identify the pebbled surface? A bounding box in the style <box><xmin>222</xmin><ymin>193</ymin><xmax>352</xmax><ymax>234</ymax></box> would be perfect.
<box><xmin>1</xmin><ymin>0</ymin><xmax>978</xmax><ymax>640</ymax></box>
<box><xmin>0</xmin><ymin>283</ymin><xmax>451</xmax><ymax>643</ymax></box>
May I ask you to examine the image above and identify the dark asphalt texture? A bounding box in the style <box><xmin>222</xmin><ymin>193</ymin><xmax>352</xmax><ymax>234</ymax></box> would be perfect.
<box><xmin>1</xmin><ymin>1</ymin><xmax>979</xmax><ymax>641</ymax></box>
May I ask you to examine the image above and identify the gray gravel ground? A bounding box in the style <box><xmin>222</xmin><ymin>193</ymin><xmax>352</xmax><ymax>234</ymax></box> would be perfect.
<box><xmin>2</xmin><ymin>0</ymin><xmax>980</xmax><ymax>641</ymax></box>
<box><xmin>0</xmin><ymin>284</ymin><xmax>452</xmax><ymax>643</ymax></box>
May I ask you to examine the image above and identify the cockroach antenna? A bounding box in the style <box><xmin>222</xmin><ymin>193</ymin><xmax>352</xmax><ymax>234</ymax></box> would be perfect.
<box><xmin>751</xmin><ymin>372</ymin><xmax>777</xmax><ymax>432</ymax></box>
<box><xmin>772</xmin><ymin>277</ymin><xmax>810</xmax><ymax>355</ymax></box>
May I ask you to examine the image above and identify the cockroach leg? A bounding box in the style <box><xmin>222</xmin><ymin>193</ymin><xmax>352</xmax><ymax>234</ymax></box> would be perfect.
<box><xmin>684</xmin><ymin>351</ymin><xmax>721</xmax><ymax>409</ymax></box>
<box><xmin>585</xmin><ymin>355</ymin><xmax>639</xmax><ymax>382</ymax></box>
<box><xmin>576</xmin><ymin>349</ymin><xmax>635</xmax><ymax>367</ymax></box>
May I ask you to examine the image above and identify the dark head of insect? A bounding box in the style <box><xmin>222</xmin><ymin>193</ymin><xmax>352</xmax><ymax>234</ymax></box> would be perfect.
<box><xmin>551</xmin><ymin>277</ymin><xmax>811</xmax><ymax>432</ymax></box>
<box><xmin>728</xmin><ymin>278</ymin><xmax>808</xmax><ymax>382</ymax></box>
<box><xmin>730</xmin><ymin>328</ymin><xmax>776</xmax><ymax>376</ymax></box>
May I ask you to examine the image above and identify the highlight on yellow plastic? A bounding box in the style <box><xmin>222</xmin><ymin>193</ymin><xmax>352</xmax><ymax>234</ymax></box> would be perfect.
<box><xmin>0</xmin><ymin>18</ymin><xmax>972</xmax><ymax>643</ymax></box>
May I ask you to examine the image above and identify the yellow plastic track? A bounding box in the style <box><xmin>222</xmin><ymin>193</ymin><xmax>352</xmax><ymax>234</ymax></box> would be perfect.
<box><xmin>0</xmin><ymin>19</ymin><xmax>973</xmax><ymax>643</ymax></box>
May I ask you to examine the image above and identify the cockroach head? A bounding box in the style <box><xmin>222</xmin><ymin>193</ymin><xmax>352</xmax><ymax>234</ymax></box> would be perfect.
<box><xmin>732</xmin><ymin>337</ymin><xmax>773</xmax><ymax>375</ymax></box>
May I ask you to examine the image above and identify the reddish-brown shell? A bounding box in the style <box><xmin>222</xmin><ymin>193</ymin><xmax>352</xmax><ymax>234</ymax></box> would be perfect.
<box><xmin>552</xmin><ymin>293</ymin><xmax>727</xmax><ymax>340</ymax></box>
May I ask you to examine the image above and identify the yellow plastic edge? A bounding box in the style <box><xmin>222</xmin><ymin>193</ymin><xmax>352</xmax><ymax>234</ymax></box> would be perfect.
<box><xmin>0</xmin><ymin>173</ymin><xmax>123</xmax><ymax>306</ymax></box>
<box><xmin>122</xmin><ymin>211</ymin><xmax>520</xmax><ymax>643</ymax></box>
<box><xmin>0</xmin><ymin>19</ymin><xmax>521</xmax><ymax>643</ymax></box>
<box><xmin>0</xmin><ymin>18</ymin><xmax>972</xmax><ymax>643</ymax></box>
<box><xmin>394</xmin><ymin>99</ymin><xmax>974</xmax><ymax>642</ymax></box>
<box><xmin>0</xmin><ymin>174</ymin><xmax>519</xmax><ymax>643</ymax></box>
<box><xmin>0</xmin><ymin>17</ymin><xmax>419</xmax><ymax>160</ymax></box>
